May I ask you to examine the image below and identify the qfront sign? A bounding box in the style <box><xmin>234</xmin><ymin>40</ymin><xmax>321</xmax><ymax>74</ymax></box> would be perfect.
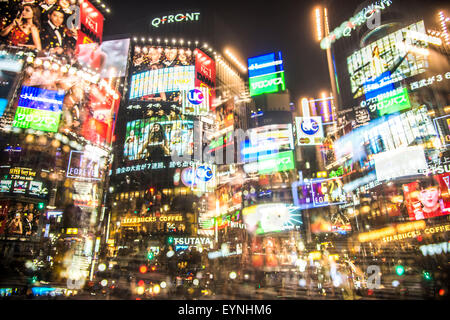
<box><xmin>151</xmin><ymin>12</ymin><xmax>200</xmax><ymax>28</ymax></box>
<box><xmin>320</xmin><ymin>0</ymin><xmax>392</xmax><ymax>49</ymax></box>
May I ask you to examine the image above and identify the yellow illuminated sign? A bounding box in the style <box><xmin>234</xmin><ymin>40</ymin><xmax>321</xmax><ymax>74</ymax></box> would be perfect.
<box><xmin>121</xmin><ymin>215</ymin><xmax>183</xmax><ymax>225</ymax></box>
<box><xmin>309</xmin><ymin>251</ymin><xmax>322</xmax><ymax>260</ymax></box>
<box><xmin>358</xmin><ymin>220</ymin><xmax>425</xmax><ymax>242</ymax></box>
<box><xmin>358</xmin><ymin>221</ymin><xmax>450</xmax><ymax>243</ymax></box>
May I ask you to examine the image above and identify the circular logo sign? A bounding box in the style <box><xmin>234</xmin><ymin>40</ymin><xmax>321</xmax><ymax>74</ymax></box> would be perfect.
<box><xmin>300</xmin><ymin>118</ymin><xmax>320</xmax><ymax>135</ymax></box>
<box><xmin>187</xmin><ymin>89</ymin><xmax>204</xmax><ymax>105</ymax></box>
<box><xmin>196</xmin><ymin>165</ymin><xmax>213</xmax><ymax>182</ymax></box>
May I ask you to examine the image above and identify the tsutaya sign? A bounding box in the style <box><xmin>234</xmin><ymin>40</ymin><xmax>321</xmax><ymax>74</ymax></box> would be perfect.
<box><xmin>173</xmin><ymin>237</ymin><xmax>212</xmax><ymax>245</ymax></box>
<box><xmin>320</xmin><ymin>0</ymin><xmax>393</xmax><ymax>49</ymax></box>
<box><xmin>151</xmin><ymin>12</ymin><xmax>200</xmax><ymax>28</ymax></box>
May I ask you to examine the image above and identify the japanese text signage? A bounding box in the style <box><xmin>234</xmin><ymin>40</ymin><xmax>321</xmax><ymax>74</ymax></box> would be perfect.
<box><xmin>194</xmin><ymin>49</ymin><xmax>215</xmax><ymax>108</ymax></box>
<box><xmin>248</xmin><ymin>52</ymin><xmax>286</xmax><ymax>97</ymax></box>
<box><xmin>13</xmin><ymin>86</ymin><xmax>64</xmax><ymax>132</ymax></box>
<box><xmin>78</xmin><ymin>0</ymin><xmax>104</xmax><ymax>47</ymax></box>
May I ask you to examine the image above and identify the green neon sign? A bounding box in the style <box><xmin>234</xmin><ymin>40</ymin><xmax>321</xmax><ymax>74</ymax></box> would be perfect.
<box><xmin>13</xmin><ymin>107</ymin><xmax>61</xmax><ymax>132</ymax></box>
<box><xmin>368</xmin><ymin>88</ymin><xmax>411</xmax><ymax>117</ymax></box>
<box><xmin>258</xmin><ymin>151</ymin><xmax>294</xmax><ymax>174</ymax></box>
<box><xmin>249</xmin><ymin>71</ymin><xmax>286</xmax><ymax>97</ymax></box>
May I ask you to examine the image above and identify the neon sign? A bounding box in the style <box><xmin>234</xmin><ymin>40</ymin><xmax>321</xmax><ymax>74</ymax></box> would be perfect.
<box><xmin>151</xmin><ymin>12</ymin><xmax>200</xmax><ymax>28</ymax></box>
<box><xmin>320</xmin><ymin>0</ymin><xmax>392</xmax><ymax>49</ymax></box>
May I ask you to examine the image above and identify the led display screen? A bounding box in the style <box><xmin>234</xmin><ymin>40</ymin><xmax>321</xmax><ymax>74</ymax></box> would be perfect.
<box><xmin>257</xmin><ymin>150</ymin><xmax>295</xmax><ymax>175</ymax></box>
<box><xmin>77</xmin><ymin>38</ymin><xmax>131</xmax><ymax>78</ymax></box>
<box><xmin>124</xmin><ymin>117</ymin><xmax>194</xmax><ymax>161</ymax></box>
<box><xmin>13</xmin><ymin>86</ymin><xmax>64</xmax><ymax>132</ymax></box>
<box><xmin>19</xmin><ymin>57</ymin><xmax>118</xmax><ymax>145</ymax></box>
<box><xmin>403</xmin><ymin>174</ymin><xmax>450</xmax><ymax>221</ymax></box>
<box><xmin>347</xmin><ymin>21</ymin><xmax>429</xmax><ymax>98</ymax></box>
<box><xmin>242</xmin><ymin>203</ymin><xmax>303</xmax><ymax>235</ymax></box>
<box><xmin>334</xmin><ymin>106</ymin><xmax>436</xmax><ymax>164</ymax></box>
<box><xmin>0</xmin><ymin>180</ymin><xmax>12</xmax><ymax>192</ymax></box>
<box><xmin>130</xmin><ymin>46</ymin><xmax>195</xmax><ymax>102</ymax></box>
<box><xmin>130</xmin><ymin>65</ymin><xmax>195</xmax><ymax>100</ymax></box>
<box><xmin>248</xmin><ymin>52</ymin><xmax>284</xmax><ymax>78</ymax></box>
<box><xmin>248</xmin><ymin>52</ymin><xmax>286</xmax><ymax>97</ymax></box>
<box><xmin>240</xmin><ymin>124</ymin><xmax>294</xmax><ymax>162</ymax></box>
<box><xmin>367</xmin><ymin>87</ymin><xmax>412</xmax><ymax>118</ymax></box>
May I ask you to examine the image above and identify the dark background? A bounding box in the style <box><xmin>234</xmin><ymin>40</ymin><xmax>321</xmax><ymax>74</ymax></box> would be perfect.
<box><xmin>103</xmin><ymin>0</ymin><xmax>448</xmax><ymax>104</ymax></box>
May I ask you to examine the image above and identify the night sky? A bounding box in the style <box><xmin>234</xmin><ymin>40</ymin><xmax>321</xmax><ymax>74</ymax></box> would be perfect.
<box><xmin>104</xmin><ymin>0</ymin><xmax>448</xmax><ymax>103</ymax></box>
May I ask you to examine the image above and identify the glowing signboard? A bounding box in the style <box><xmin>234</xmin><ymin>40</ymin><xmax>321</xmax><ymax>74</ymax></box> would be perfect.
<box><xmin>13</xmin><ymin>86</ymin><xmax>64</xmax><ymax>132</ymax></box>
<box><xmin>366</xmin><ymin>87</ymin><xmax>411</xmax><ymax>117</ymax></box>
<box><xmin>129</xmin><ymin>66</ymin><xmax>195</xmax><ymax>100</ymax></box>
<box><xmin>257</xmin><ymin>151</ymin><xmax>295</xmax><ymax>175</ymax></box>
<box><xmin>151</xmin><ymin>12</ymin><xmax>200</xmax><ymax>28</ymax></box>
<box><xmin>67</xmin><ymin>151</ymin><xmax>103</xmax><ymax>181</ymax></box>
<box><xmin>320</xmin><ymin>0</ymin><xmax>393</xmax><ymax>49</ymax></box>
<box><xmin>242</xmin><ymin>203</ymin><xmax>303</xmax><ymax>235</ymax></box>
<box><xmin>248</xmin><ymin>52</ymin><xmax>286</xmax><ymax>96</ymax></box>
<box><xmin>295</xmin><ymin>117</ymin><xmax>324</xmax><ymax>145</ymax></box>
<box><xmin>347</xmin><ymin>20</ymin><xmax>428</xmax><ymax>98</ymax></box>
<box><xmin>181</xmin><ymin>87</ymin><xmax>209</xmax><ymax>115</ymax></box>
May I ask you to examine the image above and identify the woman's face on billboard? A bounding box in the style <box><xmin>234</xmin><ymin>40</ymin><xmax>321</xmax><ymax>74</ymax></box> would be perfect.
<box><xmin>418</xmin><ymin>186</ymin><xmax>439</xmax><ymax>210</ymax></box>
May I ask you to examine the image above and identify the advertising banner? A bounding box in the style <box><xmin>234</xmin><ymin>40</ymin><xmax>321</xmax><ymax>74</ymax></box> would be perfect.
<box><xmin>374</xmin><ymin>146</ymin><xmax>427</xmax><ymax>181</ymax></box>
<box><xmin>366</xmin><ymin>87</ymin><xmax>412</xmax><ymax>118</ymax></box>
<box><xmin>295</xmin><ymin>117</ymin><xmax>324</xmax><ymax>146</ymax></box>
<box><xmin>347</xmin><ymin>21</ymin><xmax>428</xmax><ymax>98</ymax></box>
<box><xmin>194</xmin><ymin>49</ymin><xmax>215</xmax><ymax>107</ymax></box>
<box><xmin>124</xmin><ymin>118</ymin><xmax>194</xmax><ymax>161</ymax></box>
<box><xmin>257</xmin><ymin>150</ymin><xmax>295</xmax><ymax>175</ymax></box>
<box><xmin>249</xmin><ymin>72</ymin><xmax>285</xmax><ymax>97</ymax></box>
<box><xmin>0</xmin><ymin>52</ymin><xmax>23</xmax><ymax>117</ymax></box>
<box><xmin>77</xmin><ymin>38</ymin><xmax>131</xmax><ymax>78</ymax></box>
<box><xmin>403</xmin><ymin>174</ymin><xmax>450</xmax><ymax>220</ymax></box>
<box><xmin>77</xmin><ymin>0</ymin><xmax>104</xmax><ymax>47</ymax></box>
<box><xmin>248</xmin><ymin>52</ymin><xmax>286</xmax><ymax>97</ymax></box>
<box><xmin>242</xmin><ymin>203</ymin><xmax>302</xmax><ymax>235</ymax></box>
<box><xmin>181</xmin><ymin>87</ymin><xmax>209</xmax><ymax>116</ymax></box>
<box><xmin>240</xmin><ymin>124</ymin><xmax>294</xmax><ymax>162</ymax></box>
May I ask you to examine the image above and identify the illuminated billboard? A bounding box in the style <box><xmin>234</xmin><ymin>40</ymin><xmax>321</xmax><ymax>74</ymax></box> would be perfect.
<box><xmin>67</xmin><ymin>151</ymin><xmax>104</xmax><ymax>181</ymax></box>
<box><xmin>124</xmin><ymin>117</ymin><xmax>194</xmax><ymax>161</ymax></box>
<box><xmin>77</xmin><ymin>0</ymin><xmax>104</xmax><ymax>47</ymax></box>
<box><xmin>366</xmin><ymin>87</ymin><xmax>412</xmax><ymax>118</ymax></box>
<box><xmin>194</xmin><ymin>49</ymin><xmax>215</xmax><ymax>107</ymax></box>
<box><xmin>334</xmin><ymin>106</ymin><xmax>437</xmax><ymax>164</ymax></box>
<box><xmin>295</xmin><ymin>117</ymin><xmax>324</xmax><ymax>146</ymax></box>
<box><xmin>374</xmin><ymin>146</ymin><xmax>427</xmax><ymax>181</ymax></box>
<box><xmin>403</xmin><ymin>174</ymin><xmax>450</xmax><ymax>221</ymax></box>
<box><xmin>13</xmin><ymin>86</ymin><xmax>64</xmax><ymax>132</ymax></box>
<box><xmin>130</xmin><ymin>46</ymin><xmax>195</xmax><ymax>102</ymax></box>
<box><xmin>292</xmin><ymin>176</ymin><xmax>349</xmax><ymax>209</ymax></box>
<box><xmin>181</xmin><ymin>87</ymin><xmax>209</xmax><ymax>115</ymax></box>
<box><xmin>257</xmin><ymin>151</ymin><xmax>295</xmax><ymax>175</ymax></box>
<box><xmin>242</xmin><ymin>203</ymin><xmax>303</xmax><ymax>235</ymax></box>
<box><xmin>19</xmin><ymin>57</ymin><xmax>118</xmax><ymax>145</ymax></box>
<box><xmin>248</xmin><ymin>52</ymin><xmax>286</xmax><ymax>96</ymax></box>
<box><xmin>77</xmin><ymin>38</ymin><xmax>131</xmax><ymax>78</ymax></box>
<box><xmin>240</xmin><ymin>124</ymin><xmax>294</xmax><ymax>162</ymax></box>
<box><xmin>130</xmin><ymin>65</ymin><xmax>195</xmax><ymax>100</ymax></box>
<box><xmin>347</xmin><ymin>21</ymin><xmax>429</xmax><ymax>98</ymax></box>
